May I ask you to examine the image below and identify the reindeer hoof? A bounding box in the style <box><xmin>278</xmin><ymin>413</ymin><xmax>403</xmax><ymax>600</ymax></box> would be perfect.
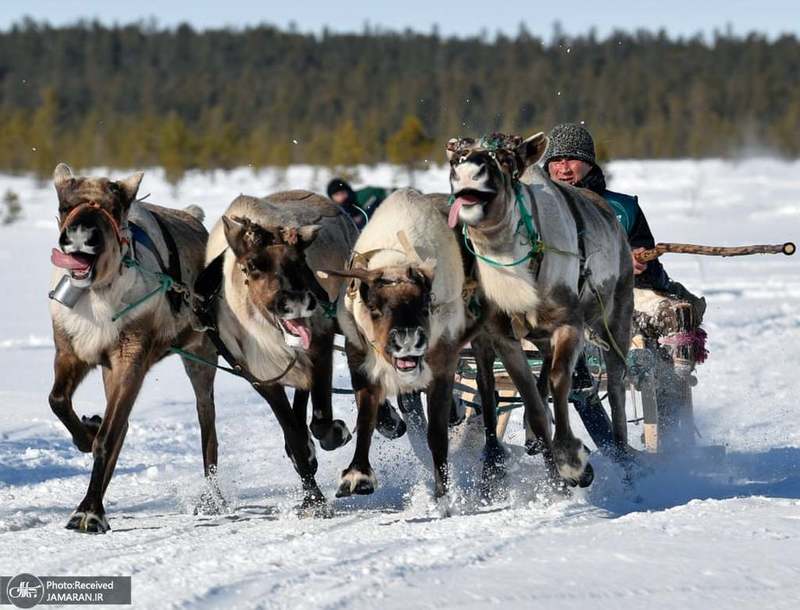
<box><xmin>66</xmin><ymin>510</ymin><xmax>110</xmax><ymax>534</ymax></box>
<box><xmin>480</xmin><ymin>442</ymin><xmax>507</xmax><ymax>500</ymax></box>
<box><xmin>194</xmin><ymin>479</ymin><xmax>228</xmax><ymax>516</ymax></box>
<box><xmin>554</xmin><ymin>441</ymin><xmax>592</xmax><ymax>488</ymax></box>
<box><xmin>311</xmin><ymin>419</ymin><xmax>352</xmax><ymax>451</ymax></box>
<box><xmin>72</xmin><ymin>415</ymin><xmax>102</xmax><ymax>452</ymax></box>
<box><xmin>375</xmin><ymin>400</ymin><xmax>407</xmax><ymax>439</ymax></box>
<box><xmin>297</xmin><ymin>491</ymin><xmax>333</xmax><ymax>518</ymax></box>
<box><xmin>577</xmin><ymin>462</ymin><xmax>594</xmax><ymax>487</ymax></box>
<box><xmin>336</xmin><ymin>467</ymin><xmax>377</xmax><ymax>497</ymax></box>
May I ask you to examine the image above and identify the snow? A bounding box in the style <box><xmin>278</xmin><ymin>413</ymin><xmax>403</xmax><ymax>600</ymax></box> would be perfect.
<box><xmin>1</xmin><ymin>159</ymin><xmax>799</xmax><ymax>609</ymax></box>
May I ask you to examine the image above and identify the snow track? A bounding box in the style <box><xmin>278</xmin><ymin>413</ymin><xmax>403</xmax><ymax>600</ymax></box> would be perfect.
<box><xmin>1</xmin><ymin>160</ymin><xmax>799</xmax><ymax>608</ymax></box>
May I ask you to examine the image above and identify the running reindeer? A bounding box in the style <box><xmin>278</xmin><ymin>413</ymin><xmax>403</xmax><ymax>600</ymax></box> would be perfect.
<box><xmin>203</xmin><ymin>191</ymin><xmax>356</xmax><ymax>515</ymax></box>
<box><xmin>48</xmin><ymin>164</ymin><xmax>219</xmax><ymax>533</ymax></box>
<box><xmin>322</xmin><ymin>188</ymin><xmax>479</xmax><ymax>499</ymax></box>
<box><xmin>446</xmin><ymin>133</ymin><xmax>634</xmax><ymax>486</ymax></box>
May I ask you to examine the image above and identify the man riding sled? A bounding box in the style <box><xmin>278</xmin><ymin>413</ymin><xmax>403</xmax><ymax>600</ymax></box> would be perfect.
<box><xmin>539</xmin><ymin>123</ymin><xmax>707</xmax><ymax>453</ymax></box>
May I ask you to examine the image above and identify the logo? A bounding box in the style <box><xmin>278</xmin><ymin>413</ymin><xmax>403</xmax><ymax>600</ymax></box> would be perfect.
<box><xmin>6</xmin><ymin>574</ymin><xmax>44</xmax><ymax>609</ymax></box>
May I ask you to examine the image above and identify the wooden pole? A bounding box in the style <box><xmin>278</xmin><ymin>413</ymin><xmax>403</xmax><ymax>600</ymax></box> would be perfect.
<box><xmin>635</xmin><ymin>241</ymin><xmax>795</xmax><ymax>263</ymax></box>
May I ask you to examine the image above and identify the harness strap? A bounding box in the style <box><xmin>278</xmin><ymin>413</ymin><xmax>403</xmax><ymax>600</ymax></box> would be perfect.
<box><xmin>151</xmin><ymin>214</ymin><xmax>184</xmax><ymax>313</ymax></box>
<box><xmin>129</xmin><ymin>215</ymin><xmax>183</xmax><ymax>314</ymax></box>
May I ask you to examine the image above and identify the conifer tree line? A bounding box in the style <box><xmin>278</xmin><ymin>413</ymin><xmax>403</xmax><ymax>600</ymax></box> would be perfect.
<box><xmin>1</xmin><ymin>20</ymin><xmax>798</xmax><ymax>181</ymax></box>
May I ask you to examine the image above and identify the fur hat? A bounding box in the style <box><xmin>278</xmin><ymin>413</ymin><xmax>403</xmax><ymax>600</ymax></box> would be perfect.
<box><xmin>541</xmin><ymin>123</ymin><xmax>597</xmax><ymax>168</ymax></box>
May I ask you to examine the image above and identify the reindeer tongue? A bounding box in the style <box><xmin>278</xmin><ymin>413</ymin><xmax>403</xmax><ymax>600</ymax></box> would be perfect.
<box><xmin>283</xmin><ymin>318</ymin><xmax>311</xmax><ymax>350</ymax></box>
<box><xmin>447</xmin><ymin>199</ymin><xmax>463</xmax><ymax>228</ymax></box>
<box><xmin>51</xmin><ymin>248</ymin><xmax>92</xmax><ymax>271</ymax></box>
<box><xmin>448</xmin><ymin>194</ymin><xmax>481</xmax><ymax>228</ymax></box>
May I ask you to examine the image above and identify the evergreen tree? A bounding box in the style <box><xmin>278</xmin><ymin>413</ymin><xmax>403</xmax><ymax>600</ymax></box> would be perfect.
<box><xmin>386</xmin><ymin>115</ymin><xmax>435</xmax><ymax>184</ymax></box>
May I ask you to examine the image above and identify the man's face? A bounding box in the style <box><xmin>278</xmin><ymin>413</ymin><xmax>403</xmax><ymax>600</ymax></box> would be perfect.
<box><xmin>547</xmin><ymin>157</ymin><xmax>593</xmax><ymax>185</ymax></box>
<box><xmin>331</xmin><ymin>190</ymin><xmax>348</xmax><ymax>204</ymax></box>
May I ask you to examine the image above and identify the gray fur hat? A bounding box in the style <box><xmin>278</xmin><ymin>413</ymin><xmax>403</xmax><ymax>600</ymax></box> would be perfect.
<box><xmin>541</xmin><ymin>123</ymin><xmax>596</xmax><ymax>168</ymax></box>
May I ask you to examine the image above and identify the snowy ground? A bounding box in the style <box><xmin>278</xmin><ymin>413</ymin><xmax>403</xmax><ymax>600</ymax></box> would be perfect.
<box><xmin>1</xmin><ymin>159</ymin><xmax>799</xmax><ymax>609</ymax></box>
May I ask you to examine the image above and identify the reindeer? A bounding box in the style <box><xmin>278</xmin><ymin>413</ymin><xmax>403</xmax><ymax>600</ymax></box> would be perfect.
<box><xmin>321</xmin><ymin>188</ymin><xmax>477</xmax><ymax>500</ymax></box>
<box><xmin>204</xmin><ymin>191</ymin><xmax>357</xmax><ymax>514</ymax></box>
<box><xmin>446</xmin><ymin>133</ymin><xmax>634</xmax><ymax>486</ymax></box>
<box><xmin>48</xmin><ymin>164</ymin><xmax>219</xmax><ymax>533</ymax></box>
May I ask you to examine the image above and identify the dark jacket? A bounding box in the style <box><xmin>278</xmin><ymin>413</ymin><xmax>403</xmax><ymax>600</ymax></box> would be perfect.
<box><xmin>577</xmin><ymin>166</ymin><xmax>669</xmax><ymax>290</ymax></box>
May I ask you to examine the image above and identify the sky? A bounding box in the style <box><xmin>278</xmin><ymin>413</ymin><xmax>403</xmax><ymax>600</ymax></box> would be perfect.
<box><xmin>2</xmin><ymin>0</ymin><xmax>798</xmax><ymax>39</ymax></box>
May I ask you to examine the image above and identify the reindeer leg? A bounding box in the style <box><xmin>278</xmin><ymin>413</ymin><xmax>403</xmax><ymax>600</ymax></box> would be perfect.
<box><xmin>308</xmin><ymin>330</ymin><xmax>352</xmax><ymax>451</ymax></box>
<box><xmin>255</xmin><ymin>383</ymin><xmax>328</xmax><ymax>516</ymax></box>
<box><xmin>427</xmin><ymin>372</ymin><xmax>454</xmax><ymax>499</ymax></box>
<box><xmin>66</xmin><ymin>336</ymin><xmax>152</xmax><ymax>533</ymax></box>
<box><xmin>493</xmin><ymin>336</ymin><xmax>565</xmax><ymax>486</ymax></box>
<box><xmin>549</xmin><ymin>325</ymin><xmax>593</xmax><ymax>488</ymax></box>
<box><xmin>537</xmin><ymin>350</ymin><xmax>552</xmax><ymax>407</ymax></box>
<box><xmin>180</xmin><ymin>335</ymin><xmax>219</xmax><ymax>475</ymax></box>
<box><xmin>337</xmin><ymin>340</ymin><xmax>380</xmax><ymax>497</ymax></box>
<box><xmin>48</xmin><ymin>331</ymin><xmax>97</xmax><ymax>453</ymax></box>
<box><xmin>180</xmin><ymin>334</ymin><xmax>225</xmax><ymax>513</ymax></box>
<box><xmin>602</xmin><ymin>293</ymin><xmax>634</xmax><ymax>456</ymax></box>
<box><xmin>426</xmin><ymin>342</ymin><xmax>458</xmax><ymax>499</ymax></box>
<box><xmin>471</xmin><ymin>332</ymin><xmax>505</xmax><ymax>498</ymax></box>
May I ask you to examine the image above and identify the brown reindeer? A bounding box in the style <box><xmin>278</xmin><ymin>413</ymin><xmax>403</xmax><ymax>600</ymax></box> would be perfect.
<box><xmin>447</xmin><ymin>133</ymin><xmax>634</xmax><ymax>486</ymax></box>
<box><xmin>205</xmin><ymin>192</ymin><xmax>357</xmax><ymax>514</ymax></box>
<box><xmin>48</xmin><ymin>164</ymin><xmax>219</xmax><ymax>533</ymax></box>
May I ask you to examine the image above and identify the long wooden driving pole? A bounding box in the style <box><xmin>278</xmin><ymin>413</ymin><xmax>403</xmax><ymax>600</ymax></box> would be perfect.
<box><xmin>635</xmin><ymin>241</ymin><xmax>796</xmax><ymax>263</ymax></box>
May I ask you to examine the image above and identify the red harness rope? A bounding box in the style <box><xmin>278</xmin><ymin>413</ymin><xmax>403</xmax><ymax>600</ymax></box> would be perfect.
<box><xmin>59</xmin><ymin>201</ymin><xmax>129</xmax><ymax>247</ymax></box>
<box><xmin>659</xmin><ymin>327</ymin><xmax>709</xmax><ymax>364</ymax></box>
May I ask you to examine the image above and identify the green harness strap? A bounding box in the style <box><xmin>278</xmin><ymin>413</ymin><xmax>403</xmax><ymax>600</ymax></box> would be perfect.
<box><xmin>457</xmin><ymin>182</ymin><xmax>574</xmax><ymax>269</ymax></box>
<box><xmin>319</xmin><ymin>298</ymin><xmax>338</xmax><ymax>319</ymax></box>
<box><xmin>111</xmin><ymin>256</ymin><xmax>177</xmax><ymax>322</ymax></box>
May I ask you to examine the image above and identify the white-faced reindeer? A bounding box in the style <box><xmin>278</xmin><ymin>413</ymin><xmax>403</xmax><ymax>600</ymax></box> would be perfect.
<box><xmin>447</xmin><ymin>133</ymin><xmax>634</xmax><ymax>486</ymax></box>
<box><xmin>204</xmin><ymin>191</ymin><xmax>357</xmax><ymax>514</ymax></box>
<box><xmin>48</xmin><ymin>164</ymin><xmax>219</xmax><ymax>533</ymax></box>
<box><xmin>324</xmin><ymin>188</ymin><xmax>476</xmax><ymax>499</ymax></box>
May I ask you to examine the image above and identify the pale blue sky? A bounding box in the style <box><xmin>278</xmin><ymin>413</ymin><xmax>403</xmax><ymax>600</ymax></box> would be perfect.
<box><xmin>2</xmin><ymin>0</ymin><xmax>798</xmax><ymax>39</ymax></box>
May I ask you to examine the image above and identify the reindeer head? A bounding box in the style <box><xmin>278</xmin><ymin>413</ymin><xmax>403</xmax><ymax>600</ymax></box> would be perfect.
<box><xmin>327</xmin><ymin>260</ymin><xmax>436</xmax><ymax>382</ymax></box>
<box><xmin>223</xmin><ymin>216</ymin><xmax>322</xmax><ymax>350</ymax></box>
<box><xmin>445</xmin><ymin>132</ymin><xmax>548</xmax><ymax>228</ymax></box>
<box><xmin>51</xmin><ymin>163</ymin><xmax>143</xmax><ymax>288</ymax></box>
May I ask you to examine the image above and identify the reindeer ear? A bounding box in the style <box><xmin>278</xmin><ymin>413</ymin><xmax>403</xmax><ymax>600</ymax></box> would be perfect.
<box><xmin>297</xmin><ymin>225</ymin><xmax>321</xmax><ymax>247</ymax></box>
<box><xmin>418</xmin><ymin>258</ymin><xmax>437</xmax><ymax>282</ymax></box>
<box><xmin>53</xmin><ymin>163</ymin><xmax>74</xmax><ymax>190</ymax></box>
<box><xmin>288</xmin><ymin>225</ymin><xmax>322</xmax><ymax>248</ymax></box>
<box><xmin>516</xmin><ymin>132</ymin><xmax>548</xmax><ymax>168</ymax></box>
<box><xmin>445</xmin><ymin>138</ymin><xmax>460</xmax><ymax>162</ymax></box>
<box><xmin>222</xmin><ymin>216</ymin><xmax>251</xmax><ymax>258</ymax></box>
<box><xmin>117</xmin><ymin>171</ymin><xmax>144</xmax><ymax>203</ymax></box>
<box><xmin>410</xmin><ymin>259</ymin><xmax>436</xmax><ymax>290</ymax></box>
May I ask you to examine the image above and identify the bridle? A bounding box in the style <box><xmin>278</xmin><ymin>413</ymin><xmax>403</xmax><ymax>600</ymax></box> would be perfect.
<box><xmin>448</xmin><ymin>134</ymin><xmax>525</xmax><ymax>181</ymax></box>
<box><xmin>59</xmin><ymin>201</ymin><xmax>129</xmax><ymax>248</ymax></box>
